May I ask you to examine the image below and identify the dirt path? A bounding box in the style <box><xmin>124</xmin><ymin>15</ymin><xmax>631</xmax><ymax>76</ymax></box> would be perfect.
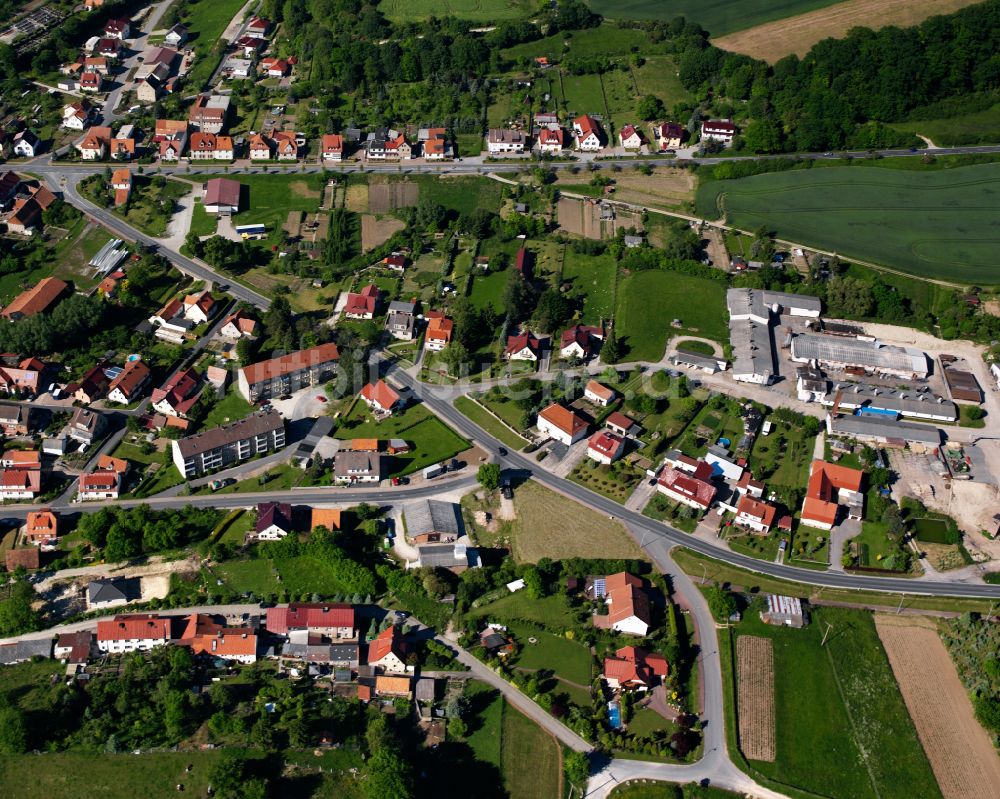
<box><xmin>874</xmin><ymin>614</ymin><xmax>1000</xmax><ymax>799</ymax></box>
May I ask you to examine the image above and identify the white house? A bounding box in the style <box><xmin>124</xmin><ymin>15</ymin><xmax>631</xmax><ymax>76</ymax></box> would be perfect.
<box><xmin>701</xmin><ymin>119</ymin><xmax>736</xmax><ymax>146</ymax></box>
<box><xmin>536</xmin><ymin>403</ymin><xmax>588</xmax><ymax>446</ymax></box>
<box><xmin>62</xmin><ymin>102</ymin><xmax>92</xmax><ymax>130</ymax></box>
<box><xmin>96</xmin><ymin>614</ymin><xmax>171</xmax><ymax>654</ymax></box>
<box><xmin>584</xmin><ymin>380</ymin><xmax>615</xmax><ymax>407</ymax></box>
<box><xmin>572</xmin><ymin>115</ymin><xmax>602</xmax><ymax>151</ymax></box>
<box><xmin>486</xmin><ymin>128</ymin><xmax>526</xmax><ymax>154</ymax></box>
<box><xmin>78</xmin><ymin>470</ymin><xmax>121</xmax><ymax>501</ymax></box>
<box><xmin>536</xmin><ymin>127</ymin><xmax>564</xmax><ymax>153</ymax></box>
<box><xmin>618</xmin><ymin>124</ymin><xmax>643</xmax><ymax>150</ymax></box>
<box><xmin>503</xmin><ymin>332</ymin><xmax>541</xmax><ymax>362</ymax></box>
<box><xmin>604</xmin><ymin>572</ymin><xmax>652</xmax><ymax>637</ymax></box>
<box><xmin>587</xmin><ymin>430</ymin><xmax>624</xmax><ymax>465</ymax></box>
<box><xmin>735</xmin><ymin>495</ymin><xmax>777</xmax><ymax>534</ymax></box>
<box><xmin>13</xmin><ymin>131</ymin><xmax>40</xmax><ymax>158</ymax></box>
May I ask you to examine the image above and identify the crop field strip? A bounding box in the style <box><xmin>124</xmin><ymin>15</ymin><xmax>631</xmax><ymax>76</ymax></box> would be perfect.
<box><xmin>696</xmin><ymin>164</ymin><xmax>1000</xmax><ymax>284</ymax></box>
<box><xmin>713</xmin><ymin>0</ymin><xmax>983</xmax><ymax>62</ymax></box>
<box><xmin>736</xmin><ymin>635</ymin><xmax>776</xmax><ymax>761</ymax></box>
<box><xmin>874</xmin><ymin>615</ymin><xmax>1000</xmax><ymax>799</ymax></box>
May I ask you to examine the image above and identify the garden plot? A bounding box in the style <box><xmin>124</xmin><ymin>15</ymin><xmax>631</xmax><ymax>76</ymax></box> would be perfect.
<box><xmin>875</xmin><ymin>614</ymin><xmax>1000</xmax><ymax>799</ymax></box>
<box><xmin>368</xmin><ymin>181</ymin><xmax>419</xmax><ymax>214</ymax></box>
<box><xmin>361</xmin><ymin>214</ymin><xmax>406</xmax><ymax>251</ymax></box>
<box><xmin>736</xmin><ymin>635</ymin><xmax>775</xmax><ymax>762</ymax></box>
<box><xmin>557</xmin><ymin>197</ymin><xmax>643</xmax><ymax>240</ymax></box>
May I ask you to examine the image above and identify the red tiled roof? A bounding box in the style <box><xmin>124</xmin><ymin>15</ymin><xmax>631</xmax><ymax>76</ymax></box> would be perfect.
<box><xmin>2</xmin><ymin>278</ymin><xmax>67</xmax><ymax>319</ymax></box>
<box><xmin>538</xmin><ymin>128</ymin><xmax>563</xmax><ymax>146</ymax></box>
<box><xmin>108</xmin><ymin>359</ymin><xmax>149</xmax><ymax>399</ymax></box>
<box><xmin>368</xmin><ymin>624</ymin><xmax>402</xmax><ymax>664</ymax></box>
<box><xmin>426</xmin><ymin>316</ymin><xmax>453</xmax><ymax>342</ymax></box>
<box><xmin>360</xmin><ymin>379</ymin><xmax>400</xmax><ymax>410</ymax></box>
<box><xmin>265</xmin><ymin>603</ymin><xmax>355</xmax><ymax>635</ymax></box>
<box><xmin>658</xmin><ymin>466</ymin><xmax>716</xmax><ymax>509</ymax></box>
<box><xmin>605</xmin><ymin>572</ymin><xmax>652</xmax><ymax>629</ymax></box>
<box><xmin>504</xmin><ymin>332</ymin><xmax>540</xmax><ymax>356</ymax></box>
<box><xmin>240</xmin><ymin>343</ymin><xmax>339</xmax><ymax>386</ymax></box>
<box><xmin>736</xmin><ymin>495</ymin><xmax>777</xmax><ymax>528</ymax></box>
<box><xmin>588</xmin><ymin>430</ymin><xmax>623</xmax><ymax>458</ymax></box>
<box><xmin>80</xmin><ymin>471</ymin><xmax>119</xmax><ymax>491</ymax></box>
<box><xmin>344</xmin><ymin>284</ymin><xmax>378</xmax><ymax>316</ymax></box>
<box><xmin>0</xmin><ymin>468</ymin><xmax>40</xmax><ymax>492</ymax></box>
<box><xmin>538</xmin><ymin>403</ymin><xmax>587</xmax><ymax>438</ymax></box>
<box><xmin>321</xmin><ymin>134</ymin><xmax>343</xmax><ymax>153</ymax></box>
<box><xmin>585</xmin><ymin>380</ymin><xmax>614</xmax><ymax>401</ymax></box>
<box><xmin>97</xmin><ymin>614</ymin><xmax>171</xmax><ymax>643</ymax></box>
<box><xmin>802</xmin><ymin>460</ymin><xmax>864</xmax><ymax>526</ymax></box>
<box><xmin>606</xmin><ymin>411</ymin><xmax>635</xmax><ymax>431</ymax></box>
<box><xmin>180</xmin><ymin>613</ymin><xmax>257</xmax><ymax>658</ymax></box>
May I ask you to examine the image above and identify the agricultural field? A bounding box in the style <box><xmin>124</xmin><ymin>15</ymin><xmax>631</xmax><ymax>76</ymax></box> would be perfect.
<box><xmin>614</xmin><ymin>270</ymin><xmax>728</xmax><ymax>362</ymax></box>
<box><xmin>360</xmin><ymin>214</ymin><xmax>405</xmax><ymax>252</ymax></box>
<box><xmin>500</xmin><ymin>703</ymin><xmax>561</xmax><ymax>799</ymax></box>
<box><xmin>726</xmin><ymin>608</ymin><xmax>941</xmax><ymax>799</ymax></box>
<box><xmin>588</xmin><ymin>0</ymin><xmax>840</xmax><ymax>36</ymax></box>
<box><xmin>378</xmin><ymin>0</ymin><xmax>533</xmax><ymax>21</ymax></box>
<box><xmin>735</xmin><ymin>636</ymin><xmax>775</xmax><ymax>761</ymax></box>
<box><xmin>558</xmin><ymin>196</ymin><xmax>644</xmax><ymax>240</ymax></box>
<box><xmin>696</xmin><ymin>164</ymin><xmax>1000</xmax><ymax>283</ymax></box>
<box><xmin>415</xmin><ymin>175</ymin><xmax>504</xmax><ymax>214</ymax></box>
<box><xmin>875</xmin><ymin>615</ymin><xmax>1000</xmax><ymax>799</ymax></box>
<box><xmin>556</xmin><ymin>168</ymin><xmax>696</xmax><ymax>212</ymax></box>
<box><xmin>368</xmin><ymin>180</ymin><xmax>419</xmax><ymax>214</ymax></box>
<box><xmin>714</xmin><ymin>0</ymin><xmax>983</xmax><ymax>62</ymax></box>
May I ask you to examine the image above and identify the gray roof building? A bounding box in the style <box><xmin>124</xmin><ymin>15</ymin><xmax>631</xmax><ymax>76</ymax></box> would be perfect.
<box><xmin>334</xmin><ymin>451</ymin><xmax>382</xmax><ymax>483</ymax></box>
<box><xmin>172</xmin><ymin>408</ymin><xmax>285</xmax><ymax>478</ymax></box>
<box><xmin>404</xmin><ymin>500</ymin><xmax>462</xmax><ymax>542</ymax></box>
<box><xmin>791</xmin><ymin>334</ymin><xmax>929</xmax><ymax>379</ymax></box>
<box><xmin>0</xmin><ymin>638</ymin><xmax>52</xmax><ymax>664</ymax></box>
<box><xmin>827</xmin><ymin>413</ymin><xmax>942</xmax><ymax>447</ymax></box>
<box><xmin>87</xmin><ymin>578</ymin><xmax>128</xmax><ymax>608</ymax></box>
<box><xmin>729</xmin><ymin>319</ymin><xmax>774</xmax><ymax>384</ymax></box>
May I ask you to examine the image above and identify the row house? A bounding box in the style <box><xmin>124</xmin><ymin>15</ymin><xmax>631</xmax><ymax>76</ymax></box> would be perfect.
<box><xmin>236</xmin><ymin>342</ymin><xmax>340</xmax><ymax>402</ymax></box>
<box><xmin>366</xmin><ymin>128</ymin><xmax>411</xmax><ymax>160</ymax></box>
<box><xmin>171</xmin><ymin>408</ymin><xmax>286</xmax><ymax>478</ymax></box>
<box><xmin>188</xmin><ymin>132</ymin><xmax>234</xmax><ymax>160</ymax></box>
<box><xmin>96</xmin><ymin>614</ymin><xmax>172</xmax><ymax>654</ymax></box>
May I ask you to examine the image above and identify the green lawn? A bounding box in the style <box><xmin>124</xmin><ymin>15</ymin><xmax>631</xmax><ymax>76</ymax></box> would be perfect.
<box><xmin>464</xmin><ymin>681</ymin><xmax>503</xmax><ymax>767</ymax></box>
<box><xmin>506</xmin><ymin>622</ymin><xmax>593</xmax><ymax>685</ymax></box>
<box><xmin>188</xmin><ymin>201</ymin><xmax>218</xmax><ymax>238</ymax></box>
<box><xmin>614</xmin><ymin>270</ymin><xmax>728</xmax><ymax>361</ymax></box>
<box><xmin>854</xmin><ymin>520</ymin><xmax>902</xmax><ymax>569</ymax></box>
<box><xmin>180</xmin><ymin>0</ymin><xmax>248</xmax><ymax>89</ymax></box>
<box><xmin>111</xmin><ymin>440</ymin><xmax>163</xmax><ymax>467</ymax></box>
<box><xmin>185</xmin><ymin>173</ymin><xmax>326</xmax><ymax>245</ymax></box>
<box><xmin>412</xmin><ymin>175</ymin><xmax>504</xmax><ymax>214</ymax></box>
<box><xmin>454</xmin><ymin>396</ymin><xmax>529</xmax><ymax>450</ymax></box>
<box><xmin>747</xmin><ymin>419</ymin><xmax>816</xmax><ymax>488</ymax></box>
<box><xmin>561</xmin><ymin>73</ymin><xmax>608</xmax><ymax>119</ymax></box>
<box><xmin>333</xmin><ymin>402</ymin><xmax>469</xmax><ymax>476</ymax></box>
<box><xmin>697</xmin><ymin>163</ymin><xmax>1000</xmax><ymax>283</ymax></box>
<box><xmin>0</xmin><ymin>751</ymin><xmax>231</xmax><ymax>799</ymax></box>
<box><xmin>503</xmin><ymin>23</ymin><xmax>656</xmax><ymax>61</ymax></box>
<box><xmin>202</xmin><ymin>387</ymin><xmax>255</xmax><ymax>430</ymax></box>
<box><xmin>589</xmin><ymin>0</ymin><xmax>841</xmax><ymax>36</ymax></box>
<box><xmin>892</xmin><ymin>101</ymin><xmax>1000</xmax><ymax>147</ymax></box>
<box><xmin>217</xmin><ymin>554</ymin><xmax>346</xmax><ymax>596</ymax></box>
<box><xmin>562</xmin><ymin>252</ymin><xmax>618</xmax><ymax>325</ymax></box>
<box><xmin>468</xmin><ymin>591</ymin><xmax>579</xmax><ymax>628</ymax></box>
<box><xmin>500</xmin><ymin>702</ymin><xmax>561</xmax><ymax>799</ymax></box>
<box><xmin>726</xmin><ymin>607</ymin><xmax>940</xmax><ymax>799</ymax></box>
<box><xmin>632</xmin><ymin>56</ymin><xmax>691</xmax><ymax>112</ymax></box>
<box><xmin>468</xmin><ymin>269</ymin><xmax>509</xmax><ymax>313</ymax></box>
<box><xmin>117</xmin><ymin>177</ymin><xmax>190</xmax><ymax>237</ymax></box>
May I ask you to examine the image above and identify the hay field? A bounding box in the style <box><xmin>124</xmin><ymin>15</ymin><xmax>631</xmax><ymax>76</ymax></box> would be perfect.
<box><xmin>714</xmin><ymin>0</ymin><xmax>983</xmax><ymax>62</ymax></box>
<box><xmin>508</xmin><ymin>480</ymin><xmax>645</xmax><ymax>562</ymax></box>
<box><xmin>379</xmin><ymin>0</ymin><xmax>531</xmax><ymax>22</ymax></box>
<box><xmin>736</xmin><ymin>635</ymin><xmax>776</xmax><ymax>762</ymax></box>
<box><xmin>874</xmin><ymin>614</ymin><xmax>1000</xmax><ymax>799</ymax></box>
<box><xmin>589</xmin><ymin>0</ymin><xmax>840</xmax><ymax>36</ymax></box>
<box><xmin>361</xmin><ymin>214</ymin><xmax>405</xmax><ymax>252</ymax></box>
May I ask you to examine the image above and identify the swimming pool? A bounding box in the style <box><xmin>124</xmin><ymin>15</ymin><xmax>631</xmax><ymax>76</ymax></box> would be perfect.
<box><xmin>607</xmin><ymin>702</ymin><xmax>622</xmax><ymax>729</ymax></box>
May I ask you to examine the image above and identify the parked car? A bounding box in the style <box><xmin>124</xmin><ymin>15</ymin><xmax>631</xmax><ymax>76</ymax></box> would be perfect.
<box><xmin>500</xmin><ymin>479</ymin><xmax>512</xmax><ymax>500</ymax></box>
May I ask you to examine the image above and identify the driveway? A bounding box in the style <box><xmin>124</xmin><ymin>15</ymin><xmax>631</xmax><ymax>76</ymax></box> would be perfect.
<box><xmin>156</xmin><ymin>183</ymin><xmax>198</xmax><ymax>251</ymax></box>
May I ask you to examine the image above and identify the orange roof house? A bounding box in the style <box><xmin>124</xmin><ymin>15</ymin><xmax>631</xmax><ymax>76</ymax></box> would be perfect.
<box><xmin>179</xmin><ymin>613</ymin><xmax>258</xmax><ymax>662</ymax></box>
<box><xmin>801</xmin><ymin>460</ymin><xmax>864</xmax><ymax>530</ymax></box>
<box><xmin>25</xmin><ymin>509</ymin><xmax>58</xmax><ymax>545</ymax></box>
<box><xmin>536</xmin><ymin>403</ymin><xmax>588</xmax><ymax>445</ymax></box>
<box><xmin>360</xmin><ymin>380</ymin><xmax>401</xmax><ymax>414</ymax></box>
<box><xmin>603</xmin><ymin>572</ymin><xmax>653</xmax><ymax>636</ymax></box>
<box><xmin>310</xmin><ymin>507</ymin><xmax>342</xmax><ymax>531</ymax></box>
<box><xmin>602</xmin><ymin>645</ymin><xmax>668</xmax><ymax>689</ymax></box>
<box><xmin>425</xmin><ymin>316</ymin><xmax>453</xmax><ymax>349</ymax></box>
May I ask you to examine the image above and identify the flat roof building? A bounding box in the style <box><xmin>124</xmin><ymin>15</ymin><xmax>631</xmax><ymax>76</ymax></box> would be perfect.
<box><xmin>791</xmin><ymin>334</ymin><xmax>928</xmax><ymax>380</ymax></box>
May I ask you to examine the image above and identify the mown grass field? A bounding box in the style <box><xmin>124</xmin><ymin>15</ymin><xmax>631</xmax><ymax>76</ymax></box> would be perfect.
<box><xmin>453</xmin><ymin>396</ymin><xmax>530</xmax><ymax>450</ymax></box>
<box><xmin>697</xmin><ymin>163</ymin><xmax>1000</xmax><ymax>283</ymax></box>
<box><xmin>180</xmin><ymin>0</ymin><xmax>248</xmax><ymax>88</ymax></box>
<box><xmin>725</xmin><ymin>608</ymin><xmax>940</xmax><ymax>799</ymax></box>
<box><xmin>378</xmin><ymin>0</ymin><xmax>532</xmax><ymax>21</ymax></box>
<box><xmin>614</xmin><ymin>270</ymin><xmax>728</xmax><ymax>361</ymax></box>
<box><xmin>588</xmin><ymin>0</ymin><xmax>840</xmax><ymax>36</ymax></box>
<box><xmin>502</xmin><ymin>23</ymin><xmax>658</xmax><ymax>61</ymax></box>
<box><xmin>561</xmin><ymin>251</ymin><xmax>618</xmax><ymax>324</ymax></box>
<box><xmin>892</xmin><ymin>101</ymin><xmax>1000</xmax><ymax>146</ymax></box>
<box><xmin>500</xmin><ymin>703</ymin><xmax>561</xmax><ymax>799</ymax></box>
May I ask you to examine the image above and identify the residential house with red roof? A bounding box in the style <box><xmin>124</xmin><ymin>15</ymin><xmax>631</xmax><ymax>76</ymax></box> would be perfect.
<box><xmin>618</xmin><ymin>124</ymin><xmax>644</xmax><ymax>150</ymax></box>
<box><xmin>220</xmin><ymin>309</ymin><xmax>258</xmax><ymax>339</ymax></box>
<box><xmin>536</xmin><ymin>127</ymin><xmax>564</xmax><ymax>153</ymax></box>
<box><xmin>272</xmin><ymin>131</ymin><xmax>300</xmax><ymax>160</ymax></box>
<box><xmin>96</xmin><ymin>614</ymin><xmax>172</xmax><ymax>653</ymax></box>
<box><xmin>260</xmin><ymin>57</ymin><xmax>290</xmax><ymax>77</ymax></box>
<box><xmin>573</xmin><ymin>115</ymin><xmax>603</xmax><ymax>151</ymax></box>
<box><xmin>111</xmin><ymin>168</ymin><xmax>131</xmax><ymax>207</ymax></box>
<box><xmin>79</xmin><ymin>69</ymin><xmax>104</xmax><ymax>92</ymax></box>
<box><xmin>321</xmin><ymin>133</ymin><xmax>344</xmax><ymax>161</ymax></box>
<box><xmin>183</xmin><ymin>290</ymin><xmax>217</xmax><ymax>324</ymax></box>
<box><xmin>367</xmin><ymin>624</ymin><xmax>408</xmax><ymax>673</ymax></box>
<box><xmin>248</xmin><ymin>133</ymin><xmax>271</xmax><ymax>160</ymax></box>
<box><xmin>76</xmin><ymin>125</ymin><xmax>112</xmax><ymax>160</ymax></box>
<box><xmin>735</xmin><ymin>495</ymin><xmax>778</xmax><ymax>534</ymax></box>
<box><xmin>247</xmin><ymin>16</ymin><xmax>272</xmax><ymax>36</ymax></box>
<box><xmin>504</xmin><ymin>332</ymin><xmax>541</xmax><ymax>362</ymax></box>
<box><xmin>420</xmin><ymin>128</ymin><xmax>449</xmax><ymax>160</ymax></box>
<box><xmin>107</xmin><ymin>359</ymin><xmax>151</xmax><ymax>404</ymax></box>
<box><xmin>151</xmin><ymin>367</ymin><xmax>202</xmax><ymax>418</ymax></box>
<box><xmin>256</xmin><ymin>501</ymin><xmax>293</xmax><ymax>540</ymax></box>
<box><xmin>24</xmin><ymin>509</ymin><xmax>59</xmax><ymax>548</ymax></box>
<box><xmin>62</xmin><ymin>101</ymin><xmax>94</xmax><ymax>130</ymax></box>
<box><xmin>78</xmin><ymin>469</ymin><xmax>122</xmax><ymax>501</ymax></box>
<box><xmin>800</xmin><ymin>460</ymin><xmax>864</xmax><ymax>531</ymax></box>
<box><xmin>0</xmin><ymin>466</ymin><xmax>41</xmax><ymax>500</ymax></box>
<box><xmin>103</xmin><ymin>18</ymin><xmax>130</xmax><ymax>39</ymax></box>
<box><xmin>536</xmin><ymin>403</ymin><xmax>588</xmax><ymax>446</ymax></box>
<box><xmin>602</xmin><ymin>645</ymin><xmax>668</xmax><ymax>690</ymax></box>
<box><xmin>584</xmin><ymin>380</ymin><xmax>615</xmax><ymax>407</ymax></box>
<box><xmin>560</xmin><ymin>324</ymin><xmax>603</xmax><ymax>360</ymax></box>
<box><xmin>424</xmin><ymin>316</ymin><xmax>453</xmax><ymax>351</ymax></box>
<box><xmin>587</xmin><ymin>430</ymin><xmax>625</xmax><ymax>465</ymax></box>
<box><xmin>180</xmin><ymin>614</ymin><xmax>258</xmax><ymax>663</ymax></box>
<box><xmin>2</xmin><ymin>277</ymin><xmax>67</xmax><ymax>320</ymax></box>
<box><xmin>652</xmin><ymin>121</ymin><xmax>684</xmax><ymax>150</ymax></box>
<box><xmin>68</xmin><ymin>364</ymin><xmax>110</xmax><ymax>403</ymax></box>
<box><xmin>189</xmin><ymin>132</ymin><xmax>234</xmax><ymax>161</ymax></box>
<box><xmin>657</xmin><ymin>461</ymin><xmax>716</xmax><ymax>511</ymax></box>
<box><xmin>701</xmin><ymin>119</ymin><xmax>736</xmax><ymax>146</ymax></box>
<box><xmin>603</xmin><ymin>572</ymin><xmax>653</xmax><ymax>636</ymax></box>
<box><xmin>343</xmin><ymin>284</ymin><xmax>378</xmax><ymax>320</ymax></box>
<box><xmin>0</xmin><ymin>357</ymin><xmax>45</xmax><ymax>397</ymax></box>
<box><xmin>265</xmin><ymin>602</ymin><xmax>356</xmax><ymax>639</ymax></box>
<box><xmin>360</xmin><ymin>379</ymin><xmax>401</xmax><ymax>416</ymax></box>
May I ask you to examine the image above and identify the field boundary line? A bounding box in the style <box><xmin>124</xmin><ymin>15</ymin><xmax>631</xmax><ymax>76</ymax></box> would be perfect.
<box><xmin>824</xmin><ymin>644</ymin><xmax>882</xmax><ymax>799</ymax></box>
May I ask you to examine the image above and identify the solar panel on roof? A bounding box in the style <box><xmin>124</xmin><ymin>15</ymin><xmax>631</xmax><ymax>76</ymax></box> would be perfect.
<box><xmin>593</xmin><ymin>578</ymin><xmax>606</xmax><ymax>598</ymax></box>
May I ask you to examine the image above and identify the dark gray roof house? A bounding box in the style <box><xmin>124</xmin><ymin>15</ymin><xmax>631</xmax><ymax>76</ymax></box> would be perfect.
<box><xmin>404</xmin><ymin>500</ymin><xmax>462</xmax><ymax>543</ymax></box>
<box><xmin>0</xmin><ymin>638</ymin><xmax>52</xmax><ymax>665</ymax></box>
<box><xmin>87</xmin><ymin>577</ymin><xmax>129</xmax><ymax>609</ymax></box>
